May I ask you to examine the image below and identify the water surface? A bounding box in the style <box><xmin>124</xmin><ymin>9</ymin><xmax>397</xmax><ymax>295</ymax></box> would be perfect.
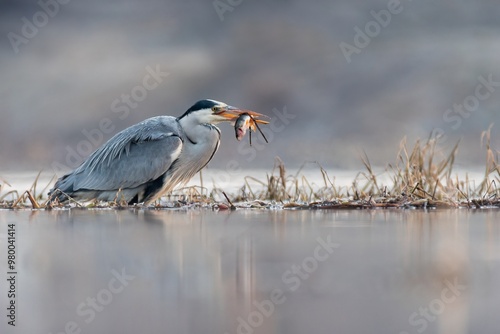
<box><xmin>1</xmin><ymin>209</ymin><xmax>499</xmax><ymax>334</ymax></box>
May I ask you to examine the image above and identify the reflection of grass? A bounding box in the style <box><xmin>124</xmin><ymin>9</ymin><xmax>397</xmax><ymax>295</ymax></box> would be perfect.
<box><xmin>1</xmin><ymin>129</ymin><xmax>499</xmax><ymax>209</ymax></box>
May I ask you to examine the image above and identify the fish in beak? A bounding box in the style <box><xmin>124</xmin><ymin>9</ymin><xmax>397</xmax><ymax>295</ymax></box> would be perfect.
<box><xmin>233</xmin><ymin>112</ymin><xmax>270</xmax><ymax>144</ymax></box>
<box><xmin>214</xmin><ymin>105</ymin><xmax>269</xmax><ymax>123</ymax></box>
<box><xmin>212</xmin><ymin>105</ymin><xmax>269</xmax><ymax>144</ymax></box>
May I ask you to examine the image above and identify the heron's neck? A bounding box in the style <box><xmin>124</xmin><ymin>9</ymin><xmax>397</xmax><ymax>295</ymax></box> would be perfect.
<box><xmin>178</xmin><ymin>115</ymin><xmax>218</xmax><ymax>144</ymax></box>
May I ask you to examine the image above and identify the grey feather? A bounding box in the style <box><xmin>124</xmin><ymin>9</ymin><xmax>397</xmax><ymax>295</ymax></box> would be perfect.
<box><xmin>50</xmin><ymin>116</ymin><xmax>183</xmax><ymax>198</ymax></box>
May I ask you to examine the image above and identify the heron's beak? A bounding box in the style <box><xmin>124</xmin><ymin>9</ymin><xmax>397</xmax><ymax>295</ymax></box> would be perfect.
<box><xmin>215</xmin><ymin>106</ymin><xmax>270</xmax><ymax>124</ymax></box>
<box><xmin>214</xmin><ymin>106</ymin><xmax>242</xmax><ymax>120</ymax></box>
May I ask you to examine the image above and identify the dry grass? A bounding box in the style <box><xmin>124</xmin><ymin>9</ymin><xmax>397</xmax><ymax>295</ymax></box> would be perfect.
<box><xmin>218</xmin><ymin>129</ymin><xmax>498</xmax><ymax>209</ymax></box>
<box><xmin>1</xmin><ymin>130</ymin><xmax>499</xmax><ymax>210</ymax></box>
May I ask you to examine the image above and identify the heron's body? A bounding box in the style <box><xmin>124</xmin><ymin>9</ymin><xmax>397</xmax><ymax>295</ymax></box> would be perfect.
<box><xmin>48</xmin><ymin>99</ymin><xmax>264</xmax><ymax>205</ymax></box>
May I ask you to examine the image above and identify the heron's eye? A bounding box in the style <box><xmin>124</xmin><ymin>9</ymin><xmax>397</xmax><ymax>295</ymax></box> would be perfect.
<box><xmin>212</xmin><ymin>106</ymin><xmax>221</xmax><ymax>113</ymax></box>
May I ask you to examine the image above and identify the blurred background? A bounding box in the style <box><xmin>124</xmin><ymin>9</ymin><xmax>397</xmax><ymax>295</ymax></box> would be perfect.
<box><xmin>1</xmin><ymin>0</ymin><xmax>499</xmax><ymax>173</ymax></box>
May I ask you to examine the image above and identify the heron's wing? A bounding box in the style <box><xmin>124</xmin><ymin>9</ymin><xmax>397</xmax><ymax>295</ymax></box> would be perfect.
<box><xmin>71</xmin><ymin>116</ymin><xmax>183</xmax><ymax>191</ymax></box>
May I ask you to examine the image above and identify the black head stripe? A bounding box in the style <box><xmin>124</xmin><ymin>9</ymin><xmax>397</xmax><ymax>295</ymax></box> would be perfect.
<box><xmin>178</xmin><ymin>99</ymin><xmax>219</xmax><ymax>119</ymax></box>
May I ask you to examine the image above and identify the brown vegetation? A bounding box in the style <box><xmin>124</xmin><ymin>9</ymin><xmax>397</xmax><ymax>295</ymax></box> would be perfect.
<box><xmin>1</xmin><ymin>130</ymin><xmax>499</xmax><ymax>210</ymax></box>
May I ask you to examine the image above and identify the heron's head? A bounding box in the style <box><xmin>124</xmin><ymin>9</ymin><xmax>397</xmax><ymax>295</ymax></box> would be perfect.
<box><xmin>179</xmin><ymin>99</ymin><xmax>266</xmax><ymax>124</ymax></box>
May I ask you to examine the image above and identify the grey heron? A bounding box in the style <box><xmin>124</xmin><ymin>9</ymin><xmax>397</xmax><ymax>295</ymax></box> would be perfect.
<box><xmin>48</xmin><ymin>99</ymin><xmax>268</xmax><ymax>205</ymax></box>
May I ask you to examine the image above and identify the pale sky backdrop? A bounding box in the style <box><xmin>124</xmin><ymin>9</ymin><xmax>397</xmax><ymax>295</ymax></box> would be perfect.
<box><xmin>1</xmin><ymin>0</ymin><xmax>499</xmax><ymax>174</ymax></box>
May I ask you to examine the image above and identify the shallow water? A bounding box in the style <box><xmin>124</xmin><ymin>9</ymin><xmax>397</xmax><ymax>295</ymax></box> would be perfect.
<box><xmin>1</xmin><ymin>209</ymin><xmax>499</xmax><ymax>334</ymax></box>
